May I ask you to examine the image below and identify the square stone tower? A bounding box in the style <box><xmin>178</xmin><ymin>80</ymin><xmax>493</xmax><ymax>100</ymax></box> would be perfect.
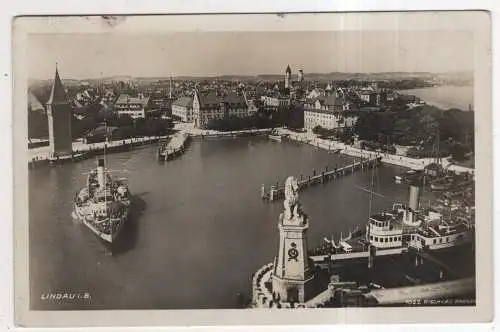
<box><xmin>46</xmin><ymin>65</ymin><xmax>72</xmax><ymax>158</ymax></box>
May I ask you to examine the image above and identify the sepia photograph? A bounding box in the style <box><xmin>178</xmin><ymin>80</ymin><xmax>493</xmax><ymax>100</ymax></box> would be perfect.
<box><xmin>12</xmin><ymin>11</ymin><xmax>492</xmax><ymax>327</ymax></box>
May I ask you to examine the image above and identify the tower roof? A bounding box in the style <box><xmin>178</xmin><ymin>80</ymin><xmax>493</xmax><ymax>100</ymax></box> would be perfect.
<box><xmin>285</xmin><ymin>65</ymin><xmax>291</xmax><ymax>74</ymax></box>
<box><xmin>47</xmin><ymin>66</ymin><xmax>68</xmax><ymax>105</ymax></box>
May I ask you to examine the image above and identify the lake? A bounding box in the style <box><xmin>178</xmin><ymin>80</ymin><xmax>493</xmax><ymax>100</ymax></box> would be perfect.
<box><xmin>29</xmin><ymin>137</ymin><xmax>427</xmax><ymax>309</ymax></box>
<box><xmin>403</xmin><ymin>85</ymin><xmax>474</xmax><ymax>111</ymax></box>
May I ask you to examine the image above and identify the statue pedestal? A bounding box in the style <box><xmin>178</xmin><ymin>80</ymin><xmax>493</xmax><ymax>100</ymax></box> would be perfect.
<box><xmin>271</xmin><ymin>213</ymin><xmax>316</xmax><ymax>303</ymax></box>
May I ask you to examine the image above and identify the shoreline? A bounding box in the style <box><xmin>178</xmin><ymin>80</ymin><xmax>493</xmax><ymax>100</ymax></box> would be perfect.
<box><xmin>276</xmin><ymin>128</ymin><xmax>474</xmax><ymax>175</ymax></box>
<box><xmin>399</xmin><ymin>85</ymin><xmax>474</xmax><ymax>111</ymax></box>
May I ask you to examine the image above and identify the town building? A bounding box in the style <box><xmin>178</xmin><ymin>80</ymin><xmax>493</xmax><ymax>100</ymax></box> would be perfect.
<box><xmin>223</xmin><ymin>92</ymin><xmax>250</xmax><ymax>118</ymax></box>
<box><xmin>303</xmin><ymin>93</ymin><xmax>357</xmax><ymax>131</ymax></box>
<box><xmin>261</xmin><ymin>95</ymin><xmax>291</xmax><ymax>109</ymax></box>
<box><xmin>114</xmin><ymin>93</ymin><xmax>150</xmax><ymax>118</ymax></box>
<box><xmin>171</xmin><ymin>96</ymin><xmax>194</xmax><ymax>122</ymax></box>
<box><xmin>193</xmin><ymin>90</ymin><xmax>251</xmax><ymax>128</ymax></box>
<box><xmin>46</xmin><ymin>66</ymin><xmax>73</xmax><ymax>158</ymax></box>
<box><xmin>193</xmin><ymin>91</ymin><xmax>224</xmax><ymax>128</ymax></box>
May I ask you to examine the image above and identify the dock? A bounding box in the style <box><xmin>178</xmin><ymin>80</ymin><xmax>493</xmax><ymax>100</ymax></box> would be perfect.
<box><xmin>260</xmin><ymin>156</ymin><xmax>382</xmax><ymax>201</ymax></box>
<box><xmin>157</xmin><ymin>132</ymin><xmax>190</xmax><ymax>161</ymax></box>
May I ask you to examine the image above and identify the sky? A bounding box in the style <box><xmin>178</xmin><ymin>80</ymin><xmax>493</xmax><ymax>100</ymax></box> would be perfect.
<box><xmin>27</xmin><ymin>30</ymin><xmax>474</xmax><ymax>80</ymax></box>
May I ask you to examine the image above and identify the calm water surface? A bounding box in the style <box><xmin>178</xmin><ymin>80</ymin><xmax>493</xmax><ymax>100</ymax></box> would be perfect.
<box><xmin>403</xmin><ymin>85</ymin><xmax>474</xmax><ymax>111</ymax></box>
<box><xmin>29</xmin><ymin>137</ymin><xmax>432</xmax><ymax>309</ymax></box>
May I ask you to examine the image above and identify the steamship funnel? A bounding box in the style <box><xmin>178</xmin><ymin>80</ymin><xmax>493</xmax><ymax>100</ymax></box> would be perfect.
<box><xmin>408</xmin><ymin>176</ymin><xmax>423</xmax><ymax>212</ymax></box>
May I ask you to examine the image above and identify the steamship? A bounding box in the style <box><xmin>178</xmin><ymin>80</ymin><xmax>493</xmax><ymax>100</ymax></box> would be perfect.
<box><xmin>73</xmin><ymin>158</ymin><xmax>131</xmax><ymax>243</ymax></box>
<box><xmin>310</xmin><ymin>177</ymin><xmax>475</xmax><ymax>261</ymax></box>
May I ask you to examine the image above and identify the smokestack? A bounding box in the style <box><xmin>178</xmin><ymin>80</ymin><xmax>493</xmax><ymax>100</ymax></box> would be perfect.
<box><xmin>169</xmin><ymin>76</ymin><xmax>172</xmax><ymax>100</ymax></box>
<box><xmin>408</xmin><ymin>177</ymin><xmax>422</xmax><ymax>211</ymax></box>
<box><xmin>97</xmin><ymin>158</ymin><xmax>105</xmax><ymax>188</ymax></box>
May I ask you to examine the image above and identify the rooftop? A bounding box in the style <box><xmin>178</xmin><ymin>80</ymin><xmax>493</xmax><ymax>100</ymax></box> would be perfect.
<box><xmin>172</xmin><ymin>96</ymin><xmax>193</xmax><ymax>108</ymax></box>
<box><xmin>115</xmin><ymin>94</ymin><xmax>150</xmax><ymax>106</ymax></box>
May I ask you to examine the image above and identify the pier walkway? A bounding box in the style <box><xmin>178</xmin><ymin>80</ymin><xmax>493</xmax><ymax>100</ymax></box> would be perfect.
<box><xmin>157</xmin><ymin>132</ymin><xmax>190</xmax><ymax>161</ymax></box>
<box><xmin>276</xmin><ymin>128</ymin><xmax>474</xmax><ymax>174</ymax></box>
<box><xmin>173</xmin><ymin>123</ymin><xmax>272</xmax><ymax>138</ymax></box>
<box><xmin>261</xmin><ymin>156</ymin><xmax>381</xmax><ymax>201</ymax></box>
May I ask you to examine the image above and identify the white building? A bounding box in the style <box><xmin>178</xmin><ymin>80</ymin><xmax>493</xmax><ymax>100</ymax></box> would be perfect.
<box><xmin>303</xmin><ymin>93</ymin><xmax>357</xmax><ymax>131</ymax></box>
<box><xmin>171</xmin><ymin>96</ymin><xmax>194</xmax><ymax>122</ymax></box>
<box><xmin>261</xmin><ymin>95</ymin><xmax>291</xmax><ymax>108</ymax></box>
<box><xmin>114</xmin><ymin>94</ymin><xmax>150</xmax><ymax>119</ymax></box>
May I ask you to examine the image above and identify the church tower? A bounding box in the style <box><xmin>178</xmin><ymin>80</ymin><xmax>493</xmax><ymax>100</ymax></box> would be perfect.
<box><xmin>297</xmin><ymin>69</ymin><xmax>304</xmax><ymax>83</ymax></box>
<box><xmin>284</xmin><ymin>65</ymin><xmax>292</xmax><ymax>89</ymax></box>
<box><xmin>46</xmin><ymin>65</ymin><xmax>72</xmax><ymax>158</ymax></box>
<box><xmin>272</xmin><ymin>176</ymin><xmax>315</xmax><ymax>303</ymax></box>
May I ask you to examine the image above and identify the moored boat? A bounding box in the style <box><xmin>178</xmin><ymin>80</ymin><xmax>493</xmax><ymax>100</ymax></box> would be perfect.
<box><xmin>310</xmin><ymin>170</ymin><xmax>475</xmax><ymax>261</ymax></box>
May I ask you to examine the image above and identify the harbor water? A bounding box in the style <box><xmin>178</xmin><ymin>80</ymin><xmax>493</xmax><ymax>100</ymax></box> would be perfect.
<box><xmin>29</xmin><ymin>137</ymin><xmax>435</xmax><ymax>310</ymax></box>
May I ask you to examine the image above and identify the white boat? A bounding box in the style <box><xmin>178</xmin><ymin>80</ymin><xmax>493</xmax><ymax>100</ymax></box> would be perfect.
<box><xmin>311</xmin><ymin>165</ymin><xmax>475</xmax><ymax>259</ymax></box>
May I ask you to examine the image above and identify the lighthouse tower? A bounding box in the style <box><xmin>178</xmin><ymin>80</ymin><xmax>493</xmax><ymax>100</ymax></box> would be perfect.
<box><xmin>284</xmin><ymin>65</ymin><xmax>292</xmax><ymax>89</ymax></box>
<box><xmin>46</xmin><ymin>65</ymin><xmax>72</xmax><ymax>158</ymax></box>
<box><xmin>271</xmin><ymin>176</ymin><xmax>315</xmax><ymax>303</ymax></box>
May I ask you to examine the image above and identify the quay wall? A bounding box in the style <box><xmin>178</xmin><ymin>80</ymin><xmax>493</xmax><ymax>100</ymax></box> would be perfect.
<box><xmin>278</xmin><ymin>129</ymin><xmax>474</xmax><ymax>174</ymax></box>
<box><xmin>29</xmin><ymin>136</ymin><xmax>166</xmax><ymax>168</ymax></box>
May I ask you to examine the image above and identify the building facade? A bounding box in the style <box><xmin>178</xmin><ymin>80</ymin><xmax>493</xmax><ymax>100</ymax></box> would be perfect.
<box><xmin>261</xmin><ymin>95</ymin><xmax>291</xmax><ymax>109</ymax></box>
<box><xmin>171</xmin><ymin>96</ymin><xmax>194</xmax><ymax>122</ymax></box>
<box><xmin>193</xmin><ymin>91</ymin><xmax>251</xmax><ymax>128</ymax></box>
<box><xmin>303</xmin><ymin>93</ymin><xmax>357</xmax><ymax>131</ymax></box>
<box><xmin>114</xmin><ymin>94</ymin><xmax>150</xmax><ymax>119</ymax></box>
<box><xmin>223</xmin><ymin>92</ymin><xmax>249</xmax><ymax>118</ymax></box>
<box><xmin>193</xmin><ymin>91</ymin><xmax>224</xmax><ymax>128</ymax></box>
<box><xmin>46</xmin><ymin>67</ymin><xmax>73</xmax><ymax>158</ymax></box>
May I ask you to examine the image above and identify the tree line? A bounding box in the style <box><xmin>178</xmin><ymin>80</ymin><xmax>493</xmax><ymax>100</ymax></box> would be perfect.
<box><xmin>353</xmin><ymin>105</ymin><xmax>474</xmax><ymax>160</ymax></box>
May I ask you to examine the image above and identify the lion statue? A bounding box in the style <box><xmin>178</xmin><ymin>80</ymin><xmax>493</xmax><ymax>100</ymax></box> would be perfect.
<box><xmin>284</xmin><ymin>176</ymin><xmax>301</xmax><ymax>221</ymax></box>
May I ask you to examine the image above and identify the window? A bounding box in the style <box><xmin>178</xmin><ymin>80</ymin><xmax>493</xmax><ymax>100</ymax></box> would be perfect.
<box><xmin>374</xmin><ymin>237</ymin><xmax>378</xmax><ymax>242</ymax></box>
<box><xmin>370</xmin><ymin>235</ymin><xmax>373</xmax><ymax>240</ymax></box>
<box><xmin>385</xmin><ymin>238</ymin><xmax>388</xmax><ymax>243</ymax></box>
<box><xmin>433</xmin><ymin>239</ymin><xmax>437</xmax><ymax>244</ymax></box>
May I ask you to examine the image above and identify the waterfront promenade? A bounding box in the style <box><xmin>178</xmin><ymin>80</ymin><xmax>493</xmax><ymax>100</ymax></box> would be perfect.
<box><xmin>276</xmin><ymin>128</ymin><xmax>474</xmax><ymax>174</ymax></box>
<box><xmin>28</xmin><ymin>136</ymin><xmax>166</xmax><ymax>163</ymax></box>
<box><xmin>174</xmin><ymin>122</ymin><xmax>271</xmax><ymax>138</ymax></box>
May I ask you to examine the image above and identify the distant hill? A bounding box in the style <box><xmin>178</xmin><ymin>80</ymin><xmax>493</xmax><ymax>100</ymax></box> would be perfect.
<box><xmin>29</xmin><ymin>71</ymin><xmax>473</xmax><ymax>84</ymax></box>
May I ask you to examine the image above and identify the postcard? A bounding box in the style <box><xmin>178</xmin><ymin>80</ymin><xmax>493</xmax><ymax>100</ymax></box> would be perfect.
<box><xmin>13</xmin><ymin>11</ymin><xmax>492</xmax><ymax>327</ymax></box>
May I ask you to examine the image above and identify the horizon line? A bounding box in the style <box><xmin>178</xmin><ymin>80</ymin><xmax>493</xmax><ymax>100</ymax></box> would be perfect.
<box><xmin>29</xmin><ymin>70</ymin><xmax>474</xmax><ymax>82</ymax></box>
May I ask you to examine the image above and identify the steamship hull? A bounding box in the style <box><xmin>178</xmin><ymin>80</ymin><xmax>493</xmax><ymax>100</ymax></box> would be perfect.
<box><xmin>73</xmin><ymin>158</ymin><xmax>132</xmax><ymax>245</ymax></box>
<box><xmin>73</xmin><ymin>204</ymin><xmax>129</xmax><ymax>244</ymax></box>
